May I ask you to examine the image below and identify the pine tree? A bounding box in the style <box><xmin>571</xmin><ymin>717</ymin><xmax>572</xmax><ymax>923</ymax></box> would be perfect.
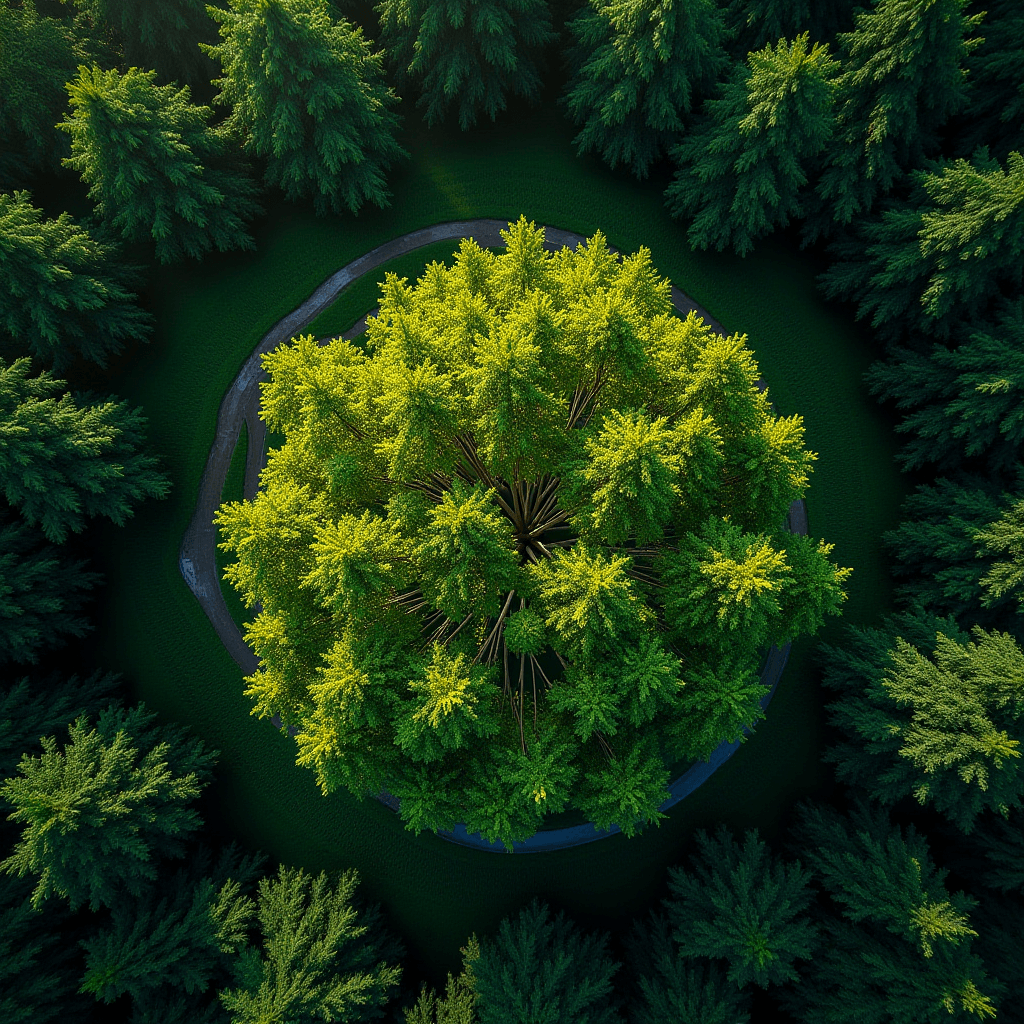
<box><xmin>0</xmin><ymin>356</ymin><xmax>170</xmax><ymax>543</ymax></box>
<box><xmin>803</xmin><ymin>0</ymin><xmax>984</xmax><ymax>245</ymax></box>
<box><xmin>560</xmin><ymin>0</ymin><xmax>729</xmax><ymax>178</ymax></box>
<box><xmin>375</xmin><ymin>0</ymin><xmax>556</xmax><ymax>130</ymax></box>
<box><xmin>0</xmin><ymin>191</ymin><xmax>153</xmax><ymax>370</ymax></box>
<box><xmin>57</xmin><ymin>65</ymin><xmax>262</xmax><ymax>264</ymax></box>
<box><xmin>0</xmin><ymin>510</ymin><xmax>99</xmax><ymax>665</ymax></box>
<box><xmin>472</xmin><ymin>897</ymin><xmax>623</xmax><ymax>1024</ymax></box>
<box><xmin>782</xmin><ymin>798</ymin><xmax>1001</xmax><ymax>1023</ymax></box>
<box><xmin>217</xmin><ymin>864</ymin><xmax>404</xmax><ymax>1024</ymax></box>
<box><xmin>0</xmin><ymin>702</ymin><xmax>217</xmax><ymax>911</ymax></box>
<box><xmin>665</xmin><ymin>33</ymin><xmax>838</xmax><ymax>256</ymax></box>
<box><xmin>402</xmin><ymin>934</ymin><xmax>481</xmax><ymax>1024</ymax></box>
<box><xmin>202</xmin><ymin>0</ymin><xmax>408</xmax><ymax>216</ymax></box>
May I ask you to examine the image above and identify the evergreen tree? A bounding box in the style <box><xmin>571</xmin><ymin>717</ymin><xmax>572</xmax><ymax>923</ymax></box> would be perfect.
<box><xmin>863</xmin><ymin>298</ymin><xmax>1024</xmax><ymax>474</ymax></box>
<box><xmin>402</xmin><ymin>934</ymin><xmax>481</xmax><ymax>1024</ymax></box>
<box><xmin>0</xmin><ymin>701</ymin><xmax>217</xmax><ymax>912</ymax></box>
<box><xmin>803</xmin><ymin>0</ymin><xmax>984</xmax><ymax>245</ymax></box>
<box><xmin>0</xmin><ymin>356</ymin><xmax>170</xmax><ymax>544</ymax></box>
<box><xmin>217</xmin><ymin>864</ymin><xmax>404</xmax><ymax>1024</ymax></box>
<box><xmin>472</xmin><ymin>896</ymin><xmax>623</xmax><ymax>1024</ymax></box>
<box><xmin>560</xmin><ymin>0</ymin><xmax>729</xmax><ymax>178</ymax></box>
<box><xmin>57</xmin><ymin>65</ymin><xmax>262</xmax><ymax>264</ymax></box>
<box><xmin>818</xmin><ymin>148</ymin><xmax>1024</xmax><ymax>345</ymax></box>
<box><xmin>974</xmin><ymin>493</ymin><xmax>1024</xmax><ymax>611</ymax></box>
<box><xmin>0</xmin><ymin>510</ymin><xmax>99</xmax><ymax>665</ymax></box>
<box><xmin>665</xmin><ymin>34</ymin><xmax>838</xmax><ymax>256</ymax></box>
<box><xmin>0</xmin><ymin>190</ymin><xmax>153</xmax><ymax>370</ymax></box>
<box><xmin>969</xmin><ymin>894</ymin><xmax>1024</xmax><ymax>1024</ymax></box>
<box><xmin>972</xmin><ymin>807</ymin><xmax>1024</xmax><ymax>895</ymax></box>
<box><xmin>782</xmin><ymin>798</ymin><xmax>1001</xmax><ymax>1024</ymax></box>
<box><xmin>722</xmin><ymin>0</ymin><xmax>858</xmax><ymax>58</ymax></box>
<box><xmin>375</xmin><ymin>0</ymin><xmax>556</xmax><ymax>130</ymax></box>
<box><xmin>202</xmin><ymin>0</ymin><xmax>408</xmax><ymax>215</ymax></box>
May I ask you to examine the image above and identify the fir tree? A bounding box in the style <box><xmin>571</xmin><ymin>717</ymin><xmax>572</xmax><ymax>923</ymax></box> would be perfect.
<box><xmin>402</xmin><ymin>934</ymin><xmax>481</xmax><ymax>1024</ymax></box>
<box><xmin>665</xmin><ymin>34</ymin><xmax>839</xmax><ymax>256</ymax></box>
<box><xmin>57</xmin><ymin>65</ymin><xmax>262</xmax><ymax>264</ymax></box>
<box><xmin>0</xmin><ymin>190</ymin><xmax>153</xmax><ymax>370</ymax></box>
<box><xmin>0</xmin><ymin>356</ymin><xmax>170</xmax><ymax>543</ymax></box>
<box><xmin>217</xmin><ymin>864</ymin><xmax>404</xmax><ymax>1024</ymax></box>
<box><xmin>202</xmin><ymin>0</ymin><xmax>408</xmax><ymax>216</ymax></box>
<box><xmin>375</xmin><ymin>0</ymin><xmax>556</xmax><ymax>130</ymax></box>
<box><xmin>0</xmin><ymin>511</ymin><xmax>99</xmax><ymax>665</ymax></box>
<box><xmin>0</xmin><ymin>702</ymin><xmax>217</xmax><ymax>912</ymax></box>
<box><xmin>472</xmin><ymin>896</ymin><xmax>623</xmax><ymax>1024</ymax></box>
<box><xmin>560</xmin><ymin>0</ymin><xmax>729</xmax><ymax>178</ymax></box>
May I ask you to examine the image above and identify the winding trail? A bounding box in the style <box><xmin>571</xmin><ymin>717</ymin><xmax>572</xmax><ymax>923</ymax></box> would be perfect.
<box><xmin>179</xmin><ymin>220</ymin><xmax>808</xmax><ymax>853</ymax></box>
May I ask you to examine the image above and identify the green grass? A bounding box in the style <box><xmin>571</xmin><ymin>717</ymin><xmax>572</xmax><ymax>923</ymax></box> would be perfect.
<box><xmin>86</xmin><ymin>98</ymin><xmax>911</xmax><ymax>991</ymax></box>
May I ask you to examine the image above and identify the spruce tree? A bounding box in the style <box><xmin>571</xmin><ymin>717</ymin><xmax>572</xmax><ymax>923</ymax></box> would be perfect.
<box><xmin>472</xmin><ymin>897</ymin><xmax>623</xmax><ymax>1024</ymax></box>
<box><xmin>0</xmin><ymin>356</ymin><xmax>170</xmax><ymax>543</ymax></box>
<box><xmin>0</xmin><ymin>511</ymin><xmax>99</xmax><ymax>665</ymax></box>
<box><xmin>375</xmin><ymin>0</ymin><xmax>556</xmax><ymax>130</ymax></box>
<box><xmin>217</xmin><ymin>864</ymin><xmax>404</xmax><ymax>1024</ymax></box>
<box><xmin>402</xmin><ymin>934</ymin><xmax>481</xmax><ymax>1024</ymax></box>
<box><xmin>560</xmin><ymin>0</ymin><xmax>729</xmax><ymax>178</ymax></box>
<box><xmin>665</xmin><ymin>34</ymin><xmax>838</xmax><ymax>256</ymax></box>
<box><xmin>0</xmin><ymin>702</ymin><xmax>217</xmax><ymax>912</ymax></box>
<box><xmin>0</xmin><ymin>190</ymin><xmax>153</xmax><ymax>370</ymax></box>
<box><xmin>57</xmin><ymin>65</ymin><xmax>262</xmax><ymax>264</ymax></box>
<box><xmin>202</xmin><ymin>0</ymin><xmax>408</xmax><ymax>216</ymax></box>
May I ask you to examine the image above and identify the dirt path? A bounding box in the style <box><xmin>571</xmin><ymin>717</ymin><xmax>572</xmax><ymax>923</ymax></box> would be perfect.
<box><xmin>178</xmin><ymin>219</ymin><xmax>808</xmax><ymax>851</ymax></box>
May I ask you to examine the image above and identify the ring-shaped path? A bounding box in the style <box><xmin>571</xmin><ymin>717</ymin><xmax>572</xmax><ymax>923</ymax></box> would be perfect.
<box><xmin>179</xmin><ymin>220</ymin><xmax>808</xmax><ymax>853</ymax></box>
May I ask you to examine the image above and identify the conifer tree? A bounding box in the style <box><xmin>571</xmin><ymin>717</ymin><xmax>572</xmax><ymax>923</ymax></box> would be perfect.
<box><xmin>665</xmin><ymin>34</ymin><xmax>838</xmax><ymax>256</ymax></box>
<box><xmin>0</xmin><ymin>356</ymin><xmax>170</xmax><ymax>543</ymax></box>
<box><xmin>472</xmin><ymin>897</ymin><xmax>623</xmax><ymax>1024</ymax></box>
<box><xmin>968</xmin><ymin>895</ymin><xmax>1024</xmax><ymax>1024</ymax></box>
<box><xmin>0</xmin><ymin>702</ymin><xmax>217</xmax><ymax>912</ymax></box>
<box><xmin>560</xmin><ymin>0</ymin><xmax>729</xmax><ymax>178</ymax></box>
<box><xmin>0</xmin><ymin>191</ymin><xmax>153</xmax><ymax>370</ymax></box>
<box><xmin>57</xmin><ymin>65</ymin><xmax>262</xmax><ymax>264</ymax></box>
<box><xmin>782</xmin><ymin>798</ymin><xmax>1001</xmax><ymax>1024</ymax></box>
<box><xmin>974</xmin><ymin>809</ymin><xmax>1024</xmax><ymax>895</ymax></box>
<box><xmin>0</xmin><ymin>511</ymin><xmax>99</xmax><ymax>665</ymax></box>
<box><xmin>375</xmin><ymin>0</ymin><xmax>556</xmax><ymax>130</ymax></box>
<box><xmin>722</xmin><ymin>0</ymin><xmax>857</xmax><ymax>58</ymax></box>
<box><xmin>402</xmin><ymin>934</ymin><xmax>481</xmax><ymax>1024</ymax></box>
<box><xmin>973</xmin><ymin>494</ymin><xmax>1024</xmax><ymax>611</ymax></box>
<box><xmin>803</xmin><ymin>0</ymin><xmax>984</xmax><ymax>244</ymax></box>
<box><xmin>202</xmin><ymin>0</ymin><xmax>408</xmax><ymax>216</ymax></box>
<box><xmin>217</xmin><ymin>864</ymin><xmax>404</xmax><ymax>1024</ymax></box>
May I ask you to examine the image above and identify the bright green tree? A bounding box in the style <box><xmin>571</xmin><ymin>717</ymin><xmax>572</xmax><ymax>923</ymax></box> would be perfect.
<box><xmin>472</xmin><ymin>897</ymin><xmax>623</xmax><ymax>1024</ymax></box>
<box><xmin>0</xmin><ymin>702</ymin><xmax>217</xmax><ymax>912</ymax></box>
<box><xmin>0</xmin><ymin>356</ymin><xmax>170</xmax><ymax>543</ymax></box>
<box><xmin>57</xmin><ymin>65</ymin><xmax>262</xmax><ymax>264</ymax></box>
<box><xmin>402</xmin><ymin>934</ymin><xmax>481</xmax><ymax>1024</ymax></box>
<box><xmin>202</xmin><ymin>0</ymin><xmax>408</xmax><ymax>215</ymax></box>
<box><xmin>0</xmin><ymin>190</ymin><xmax>153</xmax><ymax>370</ymax></box>
<box><xmin>215</xmin><ymin>218</ymin><xmax>850</xmax><ymax>849</ymax></box>
<box><xmin>560</xmin><ymin>0</ymin><xmax>729</xmax><ymax>178</ymax></box>
<box><xmin>666</xmin><ymin>34</ymin><xmax>838</xmax><ymax>256</ymax></box>
<box><xmin>0</xmin><ymin>511</ymin><xmax>99</xmax><ymax>665</ymax></box>
<box><xmin>375</xmin><ymin>0</ymin><xmax>556</xmax><ymax>130</ymax></box>
<box><xmin>217</xmin><ymin>864</ymin><xmax>404</xmax><ymax>1024</ymax></box>
<box><xmin>974</xmin><ymin>493</ymin><xmax>1024</xmax><ymax>611</ymax></box>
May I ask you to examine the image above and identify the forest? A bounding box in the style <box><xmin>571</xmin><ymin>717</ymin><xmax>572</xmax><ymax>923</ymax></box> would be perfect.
<box><xmin>0</xmin><ymin>0</ymin><xmax>1022</xmax><ymax>1021</ymax></box>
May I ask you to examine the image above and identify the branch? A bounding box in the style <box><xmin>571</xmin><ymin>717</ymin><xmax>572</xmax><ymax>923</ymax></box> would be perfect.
<box><xmin>472</xmin><ymin>588</ymin><xmax>516</xmax><ymax>666</ymax></box>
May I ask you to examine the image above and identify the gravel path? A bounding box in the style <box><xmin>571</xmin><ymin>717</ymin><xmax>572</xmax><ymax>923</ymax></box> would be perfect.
<box><xmin>179</xmin><ymin>220</ymin><xmax>808</xmax><ymax>852</ymax></box>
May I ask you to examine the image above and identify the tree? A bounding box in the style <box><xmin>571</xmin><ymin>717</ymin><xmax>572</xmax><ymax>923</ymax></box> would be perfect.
<box><xmin>0</xmin><ymin>190</ymin><xmax>153</xmax><ymax>370</ymax></box>
<box><xmin>215</xmin><ymin>218</ymin><xmax>851</xmax><ymax>849</ymax></box>
<box><xmin>217</xmin><ymin>864</ymin><xmax>404</xmax><ymax>1024</ymax></box>
<box><xmin>721</xmin><ymin>0</ymin><xmax>857</xmax><ymax>58</ymax></box>
<box><xmin>0</xmin><ymin>701</ymin><xmax>217</xmax><ymax>912</ymax></box>
<box><xmin>402</xmin><ymin>934</ymin><xmax>481</xmax><ymax>1024</ymax></box>
<box><xmin>57</xmin><ymin>65</ymin><xmax>262</xmax><ymax>264</ymax></box>
<box><xmin>471</xmin><ymin>897</ymin><xmax>623</xmax><ymax>1024</ymax></box>
<box><xmin>973</xmin><ymin>493</ymin><xmax>1024</xmax><ymax>611</ymax></box>
<box><xmin>202</xmin><ymin>0</ymin><xmax>408</xmax><ymax>216</ymax></box>
<box><xmin>375</xmin><ymin>0</ymin><xmax>556</xmax><ymax>130</ymax></box>
<box><xmin>0</xmin><ymin>510</ymin><xmax>99</xmax><ymax>665</ymax></box>
<box><xmin>862</xmin><ymin>298</ymin><xmax>1024</xmax><ymax>475</ymax></box>
<box><xmin>662</xmin><ymin>824</ymin><xmax>819</xmax><ymax>989</ymax></box>
<box><xmin>803</xmin><ymin>0</ymin><xmax>984</xmax><ymax>245</ymax></box>
<box><xmin>560</xmin><ymin>0</ymin><xmax>729</xmax><ymax>179</ymax></box>
<box><xmin>665</xmin><ymin>34</ymin><xmax>839</xmax><ymax>256</ymax></box>
<box><xmin>820</xmin><ymin>611</ymin><xmax>1024</xmax><ymax>834</ymax></box>
<box><xmin>781</xmin><ymin>798</ymin><xmax>1001</xmax><ymax>1024</ymax></box>
<box><xmin>0</xmin><ymin>356</ymin><xmax>170</xmax><ymax>543</ymax></box>
<box><xmin>819</xmin><ymin>148</ymin><xmax>1024</xmax><ymax>345</ymax></box>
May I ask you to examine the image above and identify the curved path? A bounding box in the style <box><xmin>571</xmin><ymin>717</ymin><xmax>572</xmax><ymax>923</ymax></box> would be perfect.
<box><xmin>179</xmin><ymin>220</ymin><xmax>808</xmax><ymax>853</ymax></box>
